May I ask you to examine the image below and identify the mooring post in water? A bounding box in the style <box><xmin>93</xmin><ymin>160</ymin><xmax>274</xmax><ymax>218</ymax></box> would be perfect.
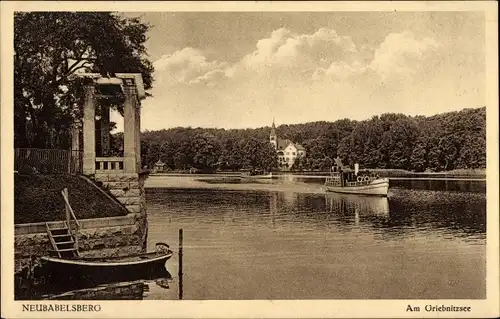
<box><xmin>178</xmin><ymin>228</ymin><xmax>183</xmax><ymax>300</ymax></box>
<box><xmin>27</xmin><ymin>255</ymin><xmax>32</xmax><ymax>280</ymax></box>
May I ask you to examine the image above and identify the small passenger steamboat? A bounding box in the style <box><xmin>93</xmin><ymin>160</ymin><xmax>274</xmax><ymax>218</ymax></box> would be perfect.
<box><xmin>325</xmin><ymin>158</ymin><xmax>389</xmax><ymax>196</ymax></box>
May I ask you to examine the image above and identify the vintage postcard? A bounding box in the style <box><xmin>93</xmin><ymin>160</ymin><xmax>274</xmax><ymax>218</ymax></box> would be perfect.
<box><xmin>1</xmin><ymin>1</ymin><xmax>499</xmax><ymax>318</ymax></box>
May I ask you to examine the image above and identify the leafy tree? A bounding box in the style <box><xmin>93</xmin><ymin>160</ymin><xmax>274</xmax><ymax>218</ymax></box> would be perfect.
<box><xmin>410</xmin><ymin>137</ymin><xmax>427</xmax><ymax>172</ymax></box>
<box><xmin>456</xmin><ymin>135</ymin><xmax>486</xmax><ymax>169</ymax></box>
<box><xmin>14</xmin><ymin>12</ymin><xmax>154</xmax><ymax>149</ymax></box>
<box><xmin>146</xmin><ymin>142</ymin><xmax>161</xmax><ymax>168</ymax></box>
<box><xmin>426</xmin><ymin>137</ymin><xmax>442</xmax><ymax>171</ymax></box>
<box><xmin>259</xmin><ymin>143</ymin><xmax>279</xmax><ymax>172</ymax></box>
<box><xmin>386</xmin><ymin>118</ymin><xmax>420</xmax><ymax>169</ymax></box>
<box><xmin>438</xmin><ymin>135</ymin><xmax>460</xmax><ymax>170</ymax></box>
<box><xmin>337</xmin><ymin>136</ymin><xmax>353</xmax><ymax>168</ymax></box>
<box><xmin>192</xmin><ymin>133</ymin><xmax>222</xmax><ymax>172</ymax></box>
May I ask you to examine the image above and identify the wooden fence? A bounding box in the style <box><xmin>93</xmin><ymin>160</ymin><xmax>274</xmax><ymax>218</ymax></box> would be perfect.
<box><xmin>14</xmin><ymin>148</ymin><xmax>83</xmax><ymax>175</ymax></box>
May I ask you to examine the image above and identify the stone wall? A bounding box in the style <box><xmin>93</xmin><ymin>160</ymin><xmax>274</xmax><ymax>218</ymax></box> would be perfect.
<box><xmin>92</xmin><ymin>172</ymin><xmax>148</xmax><ymax>252</ymax></box>
<box><xmin>14</xmin><ymin>172</ymin><xmax>149</xmax><ymax>275</ymax></box>
<box><xmin>14</xmin><ymin>213</ymin><xmax>146</xmax><ymax>274</ymax></box>
<box><xmin>93</xmin><ymin>173</ymin><xmax>146</xmax><ymax>215</ymax></box>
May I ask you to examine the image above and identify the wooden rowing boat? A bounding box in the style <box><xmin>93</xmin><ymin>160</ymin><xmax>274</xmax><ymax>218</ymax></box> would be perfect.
<box><xmin>40</xmin><ymin>243</ymin><xmax>173</xmax><ymax>284</ymax></box>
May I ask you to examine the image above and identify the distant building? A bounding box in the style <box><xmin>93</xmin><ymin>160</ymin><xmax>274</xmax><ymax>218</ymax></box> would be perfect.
<box><xmin>152</xmin><ymin>159</ymin><xmax>166</xmax><ymax>173</ymax></box>
<box><xmin>269</xmin><ymin>120</ymin><xmax>306</xmax><ymax>169</ymax></box>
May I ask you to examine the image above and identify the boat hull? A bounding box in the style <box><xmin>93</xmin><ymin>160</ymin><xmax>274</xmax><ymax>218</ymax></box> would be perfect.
<box><xmin>325</xmin><ymin>178</ymin><xmax>389</xmax><ymax>196</ymax></box>
<box><xmin>247</xmin><ymin>173</ymin><xmax>273</xmax><ymax>179</ymax></box>
<box><xmin>40</xmin><ymin>251</ymin><xmax>173</xmax><ymax>286</ymax></box>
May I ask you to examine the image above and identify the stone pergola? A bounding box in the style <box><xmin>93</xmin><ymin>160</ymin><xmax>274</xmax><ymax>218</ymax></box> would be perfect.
<box><xmin>75</xmin><ymin>73</ymin><xmax>146</xmax><ymax>175</ymax></box>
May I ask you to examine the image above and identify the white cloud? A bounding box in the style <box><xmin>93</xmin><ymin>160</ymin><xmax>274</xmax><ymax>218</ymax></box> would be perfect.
<box><xmin>369</xmin><ymin>31</ymin><xmax>440</xmax><ymax>80</ymax></box>
<box><xmin>188</xmin><ymin>69</ymin><xmax>227</xmax><ymax>87</ymax></box>
<box><xmin>140</xmin><ymin>28</ymin><xmax>452</xmax><ymax>130</ymax></box>
<box><xmin>313</xmin><ymin>61</ymin><xmax>367</xmax><ymax>81</ymax></box>
<box><xmin>239</xmin><ymin>27</ymin><xmax>359</xmax><ymax>75</ymax></box>
<box><xmin>150</xmin><ymin>28</ymin><xmax>439</xmax><ymax>88</ymax></box>
<box><xmin>153</xmin><ymin>47</ymin><xmax>229</xmax><ymax>85</ymax></box>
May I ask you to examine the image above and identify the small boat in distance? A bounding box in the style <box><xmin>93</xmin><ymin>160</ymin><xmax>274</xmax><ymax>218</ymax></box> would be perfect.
<box><xmin>325</xmin><ymin>158</ymin><xmax>389</xmax><ymax>196</ymax></box>
<box><xmin>40</xmin><ymin>242</ymin><xmax>173</xmax><ymax>285</ymax></box>
<box><xmin>248</xmin><ymin>172</ymin><xmax>273</xmax><ymax>179</ymax></box>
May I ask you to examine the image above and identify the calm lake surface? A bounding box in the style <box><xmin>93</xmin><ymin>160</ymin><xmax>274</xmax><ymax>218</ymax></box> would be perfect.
<box><xmin>45</xmin><ymin>176</ymin><xmax>487</xmax><ymax>300</ymax></box>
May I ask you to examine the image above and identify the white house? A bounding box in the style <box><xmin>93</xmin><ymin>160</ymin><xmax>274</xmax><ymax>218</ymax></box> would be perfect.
<box><xmin>269</xmin><ymin>120</ymin><xmax>306</xmax><ymax>169</ymax></box>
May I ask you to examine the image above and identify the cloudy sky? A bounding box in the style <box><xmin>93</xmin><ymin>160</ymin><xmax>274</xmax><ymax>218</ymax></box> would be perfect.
<box><xmin>114</xmin><ymin>11</ymin><xmax>485</xmax><ymax>131</ymax></box>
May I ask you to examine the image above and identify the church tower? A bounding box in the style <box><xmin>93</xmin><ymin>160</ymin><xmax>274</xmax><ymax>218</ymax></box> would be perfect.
<box><xmin>270</xmin><ymin>118</ymin><xmax>277</xmax><ymax>149</ymax></box>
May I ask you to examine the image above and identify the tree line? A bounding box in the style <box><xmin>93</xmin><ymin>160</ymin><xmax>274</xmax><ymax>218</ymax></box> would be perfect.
<box><xmin>114</xmin><ymin>107</ymin><xmax>485</xmax><ymax>173</ymax></box>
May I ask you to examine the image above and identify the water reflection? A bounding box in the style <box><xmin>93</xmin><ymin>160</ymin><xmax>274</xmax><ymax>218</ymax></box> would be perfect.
<box><xmin>263</xmin><ymin>186</ymin><xmax>485</xmax><ymax>241</ymax></box>
<box><xmin>325</xmin><ymin>194</ymin><xmax>389</xmax><ymax>219</ymax></box>
<box><xmin>143</xmin><ymin>181</ymin><xmax>486</xmax><ymax>299</ymax></box>
<box><xmin>390</xmin><ymin>179</ymin><xmax>486</xmax><ymax>193</ymax></box>
<box><xmin>42</xmin><ymin>281</ymin><xmax>149</xmax><ymax>300</ymax></box>
<box><xmin>17</xmin><ymin>176</ymin><xmax>487</xmax><ymax>300</ymax></box>
<box><xmin>16</xmin><ymin>266</ymin><xmax>173</xmax><ymax>300</ymax></box>
<box><xmin>321</xmin><ymin>193</ymin><xmax>390</xmax><ymax>234</ymax></box>
<box><xmin>386</xmin><ymin>189</ymin><xmax>486</xmax><ymax>239</ymax></box>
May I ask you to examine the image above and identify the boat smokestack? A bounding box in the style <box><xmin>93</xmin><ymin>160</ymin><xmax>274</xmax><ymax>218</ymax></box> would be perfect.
<box><xmin>355</xmin><ymin>163</ymin><xmax>359</xmax><ymax>175</ymax></box>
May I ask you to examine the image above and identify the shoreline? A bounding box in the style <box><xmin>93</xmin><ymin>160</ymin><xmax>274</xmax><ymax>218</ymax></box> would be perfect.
<box><xmin>148</xmin><ymin>172</ymin><xmax>486</xmax><ymax>181</ymax></box>
<box><xmin>144</xmin><ymin>174</ymin><xmax>485</xmax><ymax>193</ymax></box>
<box><xmin>150</xmin><ymin>167</ymin><xmax>485</xmax><ymax>177</ymax></box>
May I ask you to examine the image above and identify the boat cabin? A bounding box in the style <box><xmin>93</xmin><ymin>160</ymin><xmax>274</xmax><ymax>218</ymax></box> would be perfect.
<box><xmin>326</xmin><ymin>158</ymin><xmax>377</xmax><ymax>187</ymax></box>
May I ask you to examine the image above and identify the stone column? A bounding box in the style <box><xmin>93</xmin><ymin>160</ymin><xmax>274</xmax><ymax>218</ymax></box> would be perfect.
<box><xmin>123</xmin><ymin>79</ymin><xmax>139</xmax><ymax>174</ymax></box>
<box><xmin>71</xmin><ymin>120</ymin><xmax>81</xmax><ymax>173</ymax></box>
<box><xmin>135</xmin><ymin>101</ymin><xmax>141</xmax><ymax>172</ymax></box>
<box><xmin>71</xmin><ymin>121</ymin><xmax>80</xmax><ymax>152</ymax></box>
<box><xmin>100</xmin><ymin>104</ymin><xmax>110</xmax><ymax>156</ymax></box>
<box><xmin>82</xmin><ymin>82</ymin><xmax>96</xmax><ymax>175</ymax></box>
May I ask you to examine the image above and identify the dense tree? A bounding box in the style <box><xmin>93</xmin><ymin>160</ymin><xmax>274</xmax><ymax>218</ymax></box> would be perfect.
<box><xmin>192</xmin><ymin>133</ymin><xmax>222</xmax><ymax>172</ymax></box>
<box><xmin>385</xmin><ymin>118</ymin><xmax>420</xmax><ymax>169</ymax></box>
<box><xmin>121</xmin><ymin>108</ymin><xmax>485</xmax><ymax>173</ymax></box>
<box><xmin>146</xmin><ymin>142</ymin><xmax>161</xmax><ymax>168</ymax></box>
<box><xmin>14</xmin><ymin>12</ymin><xmax>154</xmax><ymax>149</ymax></box>
<box><xmin>456</xmin><ymin>136</ymin><xmax>486</xmax><ymax>169</ymax></box>
<box><xmin>410</xmin><ymin>137</ymin><xmax>427</xmax><ymax>172</ymax></box>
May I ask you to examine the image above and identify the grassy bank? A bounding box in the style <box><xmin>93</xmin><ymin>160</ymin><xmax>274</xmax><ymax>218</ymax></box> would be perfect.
<box><xmin>14</xmin><ymin>174</ymin><xmax>128</xmax><ymax>224</ymax></box>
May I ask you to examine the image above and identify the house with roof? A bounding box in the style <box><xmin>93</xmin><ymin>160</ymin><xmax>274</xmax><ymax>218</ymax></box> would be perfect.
<box><xmin>269</xmin><ymin>120</ymin><xmax>306</xmax><ymax>169</ymax></box>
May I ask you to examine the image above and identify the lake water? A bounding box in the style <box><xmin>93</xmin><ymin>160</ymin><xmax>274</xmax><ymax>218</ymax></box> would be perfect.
<box><xmin>42</xmin><ymin>176</ymin><xmax>487</xmax><ymax>300</ymax></box>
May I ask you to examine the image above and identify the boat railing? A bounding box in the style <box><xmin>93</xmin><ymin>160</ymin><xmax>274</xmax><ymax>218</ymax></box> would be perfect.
<box><xmin>325</xmin><ymin>175</ymin><xmax>341</xmax><ymax>186</ymax></box>
<box><xmin>61</xmin><ymin>187</ymin><xmax>80</xmax><ymax>252</ymax></box>
<box><xmin>346</xmin><ymin>181</ymin><xmax>370</xmax><ymax>187</ymax></box>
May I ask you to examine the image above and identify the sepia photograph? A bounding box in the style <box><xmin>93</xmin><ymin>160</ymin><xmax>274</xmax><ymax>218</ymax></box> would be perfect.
<box><xmin>1</xmin><ymin>1</ymin><xmax>499</xmax><ymax>318</ymax></box>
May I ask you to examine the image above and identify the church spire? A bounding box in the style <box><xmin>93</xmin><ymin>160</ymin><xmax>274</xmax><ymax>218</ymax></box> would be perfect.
<box><xmin>270</xmin><ymin>118</ymin><xmax>277</xmax><ymax>149</ymax></box>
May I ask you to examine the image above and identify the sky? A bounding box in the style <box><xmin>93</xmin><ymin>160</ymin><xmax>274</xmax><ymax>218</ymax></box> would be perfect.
<box><xmin>112</xmin><ymin>11</ymin><xmax>485</xmax><ymax>131</ymax></box>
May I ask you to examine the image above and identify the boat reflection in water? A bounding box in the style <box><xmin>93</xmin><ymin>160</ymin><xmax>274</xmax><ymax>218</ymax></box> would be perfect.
<box><xmin>325</xmin><ymin>193</ymin><xmax>390</xmax><ymax>226</ymax></box>
<box><xmin>42</xmin><ymin>280</ymin><xmax>149</xmax><ymax>300</ymax></box>
<box><xmin>33</xmin><ymin>268</ymin><xmax>173</xmax><ymax>300</ymax></box>
<box><xmin>19</xmin><ymin>249</ymin><xmax>174</xmax><ymax>300</ymax></box>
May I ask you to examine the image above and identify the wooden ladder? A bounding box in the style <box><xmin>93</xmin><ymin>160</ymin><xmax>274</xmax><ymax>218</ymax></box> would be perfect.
<box><xmin>46</xmin><ymin>188</ymin><xmax>81</xmax><ymax>259</ymax></box>
<box><xmin>46</xmin><ymin>221</ymin><xmax>79</xmax><ymax>258</ymax></box>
